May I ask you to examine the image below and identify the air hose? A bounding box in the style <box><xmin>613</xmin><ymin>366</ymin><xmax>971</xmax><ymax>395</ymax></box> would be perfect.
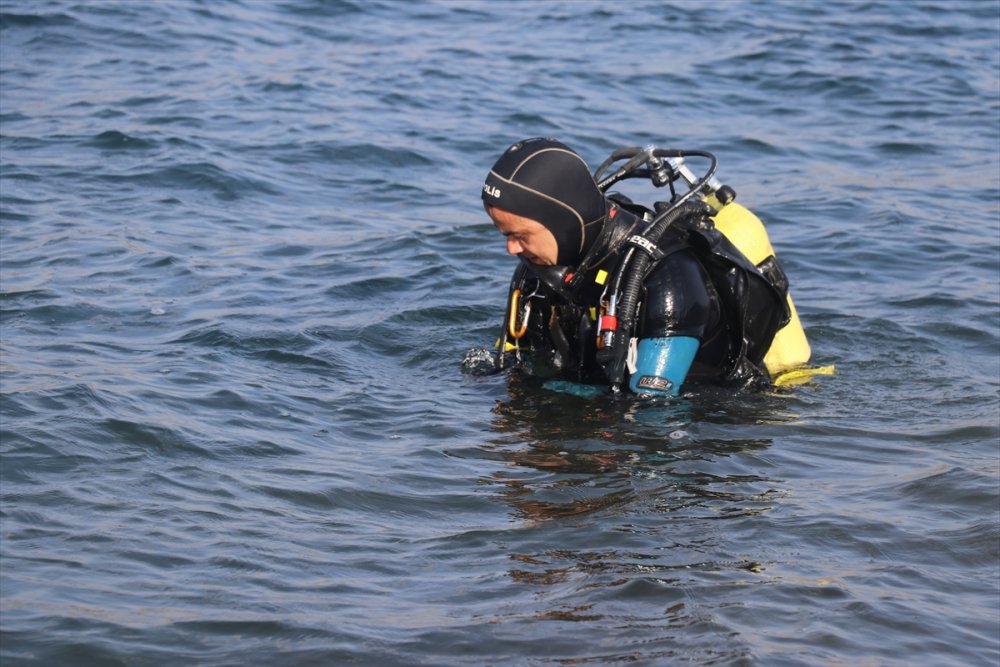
<box><xmin>593</xmin><ymin>146</ymin><xmax>719</xmax><ymax>392</ymax></box>
<box><xmin>597</xmin><ymin>202</ymin><xmax>702</xmax><ymax>391</ymax></box>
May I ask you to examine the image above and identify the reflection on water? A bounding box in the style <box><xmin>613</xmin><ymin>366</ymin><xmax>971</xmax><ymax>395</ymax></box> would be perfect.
<box><xmin>478</xmin><ymin>375</ymin><xmax>792</xmax><ymax>642</ymax></box>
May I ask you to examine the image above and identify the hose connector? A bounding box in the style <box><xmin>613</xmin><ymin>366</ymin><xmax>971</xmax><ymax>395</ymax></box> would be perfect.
<box><xmin>645</xmin><ymin>144</ymin><xmax>673</xmax><ymax>188</ymax></box>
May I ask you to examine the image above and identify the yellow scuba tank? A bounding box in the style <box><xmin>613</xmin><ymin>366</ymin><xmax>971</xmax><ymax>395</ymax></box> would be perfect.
<box><xmin>710</xmin><ymin>201</ymin><xmax>812</xmax><ymax>375</ymax></box>
<box><xmin>588</xmin><ymin>145</ymin><xmax>827</xmax><ymax>387</ymax></box>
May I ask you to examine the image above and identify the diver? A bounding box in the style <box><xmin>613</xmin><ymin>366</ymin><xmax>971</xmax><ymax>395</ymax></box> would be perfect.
<box><xmin>482</xmin><ymin>137</ymin><xmax>812</xmax><ymax>397</ymax></box>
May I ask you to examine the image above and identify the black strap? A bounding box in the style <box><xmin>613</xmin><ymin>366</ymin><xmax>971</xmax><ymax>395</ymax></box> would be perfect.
<box><xmin>626</xmin><ymin>234</ymin><xmax>664</xmax><ymax>261</ymax></box>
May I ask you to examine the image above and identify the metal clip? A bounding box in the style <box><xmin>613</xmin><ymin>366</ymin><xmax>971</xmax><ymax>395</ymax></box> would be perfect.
<box><xmin>507</xmin><ymin>288</ymin><xmax>534</xmax><ymax>339</ymax></box>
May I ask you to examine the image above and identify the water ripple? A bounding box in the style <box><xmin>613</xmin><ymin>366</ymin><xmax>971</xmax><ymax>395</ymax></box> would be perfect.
<box><xmin>1</xmin><ymin>1</ymin><xmax>997</xmax><ymax>665</ymax></box>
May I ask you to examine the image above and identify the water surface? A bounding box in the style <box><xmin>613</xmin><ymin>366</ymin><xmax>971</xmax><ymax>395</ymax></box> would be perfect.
<box><xmin>1</xmin><ymin>1</ymin><xmax>998</xmax><ymax>665</ymax></box>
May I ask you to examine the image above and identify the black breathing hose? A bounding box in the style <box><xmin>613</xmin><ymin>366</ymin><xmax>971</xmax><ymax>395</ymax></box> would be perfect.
<box><xmin>595</xmin><ymin>149</ymin><xmax>650</xmax><ymax>191</ymax></box>
<box><xmin>595</xmin><ymin>147</ymin><xmax>719</xmax><ymax>391</ymax></box>
<box><xmin>599</xmin><ymin>203</ymin><xmax>699</xmax><ymax>390</ymax></box>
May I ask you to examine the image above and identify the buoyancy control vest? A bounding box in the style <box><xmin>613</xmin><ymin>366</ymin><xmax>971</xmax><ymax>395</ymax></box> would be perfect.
<box><xmin>495</xmin><ymin>143</ymin><xmax>814</xmax><ymax>393</ymax></box>
<box><xmin>499</xmin><ymin>199</ymin><xmax>791</xmax><ymax>391</ymax></box>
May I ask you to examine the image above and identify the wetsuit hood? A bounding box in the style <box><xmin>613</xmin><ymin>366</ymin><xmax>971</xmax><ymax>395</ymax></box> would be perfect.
<box><xmin>483</xmin><ymin>138</ymin><xmax>607</xmax><ymax>267</ymax></box>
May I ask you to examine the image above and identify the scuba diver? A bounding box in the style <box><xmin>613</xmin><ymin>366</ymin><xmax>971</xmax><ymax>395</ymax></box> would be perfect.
<box><xmin>483</xmin><ymin>137</ymin><xmax>814</xmax><ymax>397</ymax></box>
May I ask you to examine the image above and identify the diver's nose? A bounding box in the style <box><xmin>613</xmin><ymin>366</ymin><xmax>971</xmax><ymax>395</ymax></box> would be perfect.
<box><xmin>506</xmin><ymin>236</ymin><xmax>522</xmax><ymax>255</ymax></box>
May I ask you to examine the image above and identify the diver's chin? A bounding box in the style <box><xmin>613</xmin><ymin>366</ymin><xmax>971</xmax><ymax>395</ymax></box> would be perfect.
<box><xmin>521</xmin><ymin>254</ymin><xmax>552</xmax><ymax>267</ymax></box>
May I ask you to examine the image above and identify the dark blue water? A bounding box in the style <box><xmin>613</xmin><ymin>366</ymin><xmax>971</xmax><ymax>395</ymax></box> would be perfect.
<box><xmin>1</xmin><ymin>1</ymin><xmax>998</xmax><ymax>665</ymax></box>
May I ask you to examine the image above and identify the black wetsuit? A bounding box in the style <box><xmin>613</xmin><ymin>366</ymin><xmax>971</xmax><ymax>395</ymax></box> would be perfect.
<box><xmin>511</xmin><ymin>203</ymin><xmax>735</xmax><ymax>387</ymax></box>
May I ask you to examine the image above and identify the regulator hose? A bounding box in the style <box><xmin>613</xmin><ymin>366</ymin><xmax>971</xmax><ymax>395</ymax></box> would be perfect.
<box><xmin>598</xmin><ymin>202</ymin><xmax>702</xmax><ymax>390</ymax></box>
<box><xmin>595</xmin><ymin>149</ymin><xmax>651</xmax><ymax>191</ymax></box>
<box><xmin>593</xmin><ymin>146</ymin><xmax>719</xmax><ymax>391</ymax></box>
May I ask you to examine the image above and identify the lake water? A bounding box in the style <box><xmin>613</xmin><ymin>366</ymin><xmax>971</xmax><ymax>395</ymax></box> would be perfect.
<box><xmin>1</xmin><ymin>1</ymin><xmax>998</xmax><ymax>665</ymax></box>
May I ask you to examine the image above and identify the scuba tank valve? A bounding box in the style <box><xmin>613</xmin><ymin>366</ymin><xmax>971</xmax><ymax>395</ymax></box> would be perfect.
<box><xmin>644</xmin><ymin>144</ymin><xmax>673</xmax><ymax>188</ymax></box>
<box><xmin>663</xmin><ymin>154</ymin><xmax>736</xmax><ymax>210</ymax></box>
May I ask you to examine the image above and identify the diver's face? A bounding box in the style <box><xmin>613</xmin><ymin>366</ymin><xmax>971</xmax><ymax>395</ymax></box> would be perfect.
<box><xmin>488</xmin><ymin>207</ymin><xmax>558</xmax><ymax>266</ymax></box>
